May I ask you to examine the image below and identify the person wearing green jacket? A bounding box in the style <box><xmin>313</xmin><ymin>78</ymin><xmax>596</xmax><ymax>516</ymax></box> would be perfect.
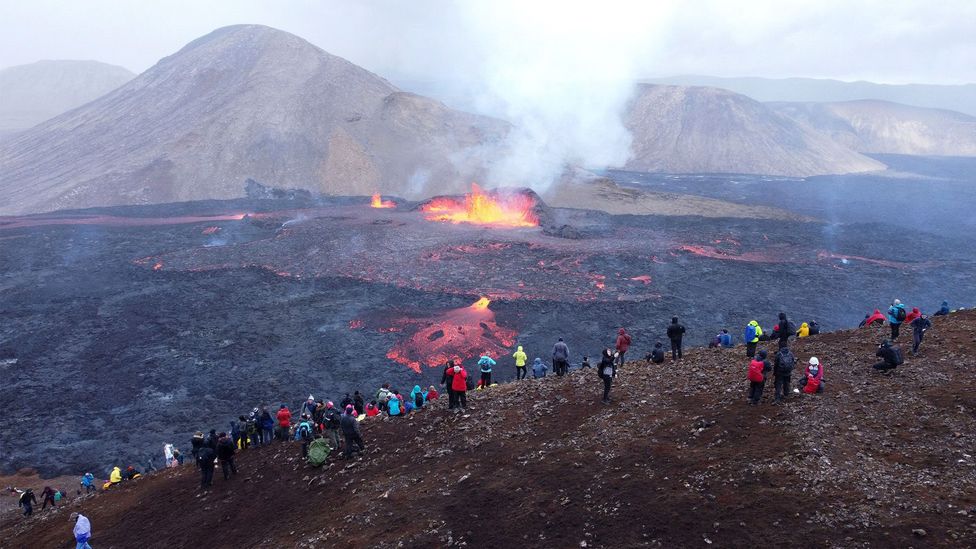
<box><xmin>744</xmin><ymin>320</ymin><xmax>763</xmax><ymax>358</ymax></box>
<box><xmin>512</xmin><ymin>346</ymin><xmax>528</xmax><ymax>380</ymax></box>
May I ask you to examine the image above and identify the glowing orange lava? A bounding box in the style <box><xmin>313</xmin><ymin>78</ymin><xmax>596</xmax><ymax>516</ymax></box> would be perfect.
<box><xmin>370</xmin><ymin>194</ymin><xmax>396</xmax><ymax>209</ymax></box>
<box><xmin>420</xmin><ymin>184</ymin><xmax>538</xmax><ymax>227</ymax></box>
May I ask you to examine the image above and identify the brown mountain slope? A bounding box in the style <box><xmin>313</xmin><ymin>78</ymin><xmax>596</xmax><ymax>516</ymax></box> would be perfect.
<box><xmin>623</xmin><ymin>84</ymin><xmax>885</xmax><ymax>177</ymax></box>
<box><xmin>0</xmin><ymin>25</ymin><xmax>508</xmax><ymax>215</ymax></box>
<box><xmin>3</xmin><ymin>311</ymin><xmax>975</xmax><ymax>547</ymax></box>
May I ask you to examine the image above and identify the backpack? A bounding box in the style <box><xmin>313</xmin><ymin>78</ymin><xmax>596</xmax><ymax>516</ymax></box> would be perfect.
<box><xmin>777</xmin><ymin>350</ymin><xmax>796</xmax><ymax>373</ymax></box>
<box><xmin>895</xmin><ymin>307</ymin><xmax>907</xmax><ymax>322</ymax></box>
<box><xmin>306</xmin><ymin>439</ymin><xmax>332</xmax><ymax>467</ymax></box>
<box><xmin>744</xmin><ymin>325</ymin><xmax>756</xmax><ymax>342</ymax></box>
<box><xmin>297</xmin><ymin>422</ymin><xmax>312</xmax><ymax>440</ymax></box>
<box><xmin>892</xmin><ymin>347</ymin><xmax>904</xmax><ymax>365</ymax></box>
<box><xmin>245</xmin><ymin>419</ymin><xmax>257</xmax><ymax>434</ymax></box>
<box><xmin>415</xmin><ymin>392</ymin><xmax>424</xmax><ymax>408</ymax></box>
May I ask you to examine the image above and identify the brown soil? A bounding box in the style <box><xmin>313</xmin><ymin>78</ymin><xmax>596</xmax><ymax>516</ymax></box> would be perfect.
<box><xmin>3</xmin><ymin>312</ymin><xmax>975</xmax><ymax>548</ymax></box>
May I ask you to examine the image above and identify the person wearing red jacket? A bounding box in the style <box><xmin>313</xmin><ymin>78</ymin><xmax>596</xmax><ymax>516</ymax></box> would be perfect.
<box><xmin>451</xmin><ymin>363</ymin><xmax>468</xmax><ymax>409</ymax></box>
<box><xmin>903</xmin><ymin>307</ymin><xmax>921</xmax><ymax>325</ymax></box>
<box><xmin>862</xmin><ymin>309</ymin><xmax>885</xmax><ymax>327</ymax></box>
<box><xmin>799</xmin><ymin>357</ymin><xmax>824</xmax><ymax>394</ymax></box>
<box><xmin>276</xmin><ymin>404</ymin><xmax>292</xmax><ymax>442</ymax></box>
<box><xmin>747</xmin><ymin>350</ymin><xmax>771</xmax><ymax>405</ymax></box>
<box><xmin>427</xmin><ymin>385</ymin><xmax>439</xmax><ymax>400</ymax></box>
<box><xmin>615</xmin><ymin>328</ymin><xmax>632</xmax><ymax>367</ymax></box>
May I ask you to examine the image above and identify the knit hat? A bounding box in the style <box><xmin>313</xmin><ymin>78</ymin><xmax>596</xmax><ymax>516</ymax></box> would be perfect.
<box><xmin>345</xmin><ymin>405</ymin><xmax>354</xmax><ymax>412</ymax></box>
<box><xmin>894</xmin><ymin>299</ymin><xmax>901</xmax><ymax>305</ymax></box>
<box><xmin>809</xmin><ymin>357</ymin><xmax>820</xmax><ymax>366</ymax></box>
<box><xmin>454</xmin><ymin>365</ymin><xmax>461</xmax><ymax>373</ymax></box>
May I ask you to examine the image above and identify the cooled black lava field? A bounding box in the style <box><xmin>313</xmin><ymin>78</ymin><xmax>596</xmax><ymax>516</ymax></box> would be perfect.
<box><xmin>1</xmin><ymin>189</ymin><xmax>973</xmax><ymax>475</ymax></box>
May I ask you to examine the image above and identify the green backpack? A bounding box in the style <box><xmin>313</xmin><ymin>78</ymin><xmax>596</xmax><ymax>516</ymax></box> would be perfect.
<box><xmin>307</xmin><ymin>439</ymin><xmax>332</xmax><ymax>467</ymax></box>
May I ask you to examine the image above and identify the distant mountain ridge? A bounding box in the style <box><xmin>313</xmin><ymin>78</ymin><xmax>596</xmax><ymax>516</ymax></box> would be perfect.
<box><xmin>0</xmin><ymin>60</ymin><xmax>134</xmax><ymax>137</ymax></box>
<box><xmin>0</xmin><ymin>25</ymin><xmax>508</xmax><ymax>215</ymax></box>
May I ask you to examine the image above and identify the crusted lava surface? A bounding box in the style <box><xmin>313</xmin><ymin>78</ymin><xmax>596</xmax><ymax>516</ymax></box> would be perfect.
<box><xmin>0</xmin><ymin>191</ymin><xmax>974</xmax><ymax>476</ymax></box>
<box><xmin>2</xmin><ymin>312</ymin><xmax>975</xmax><ymax>547</ymax></box>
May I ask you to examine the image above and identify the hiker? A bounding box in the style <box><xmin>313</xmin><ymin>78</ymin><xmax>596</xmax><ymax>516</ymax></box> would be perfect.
<box><xmin>388</xmin><ymin>392</ymin><xmax>403</xmax><ymax>416</ymax></box>
<box><xmin>858</xmin><ymin>314</ymin><xmax>869</xmax><ymax>327</ymax></box>
<box><xmin>300</xmin><ymin>396</ymin><xmax>317</xmax><ymax>419</ymax></box>
<box><xmin>427</xmin><ymin>385</ymin><xmax>439</xmax><ymax>400</ymax></box>
<box><xmin>18</xmin><ymin>489</ymin><xmax>37</xmax><ymax>517</ymax></box>
<box><xmin>260</xmin><ymin>406</ymin><xmax>274</xmax><ymax>444</ymax></box>
<box><xmin>478</xmin><ymin>352</ymin><xmax>496</xmax><ymax>388</ymax></box>
<box><xmin>904</xmin><ymin>307</ymin><xmax>921</xmax><ymax>325</ymax></box>
<box><xmin>122</xmin><ymin>466</ymin><xmax>141</xmax><ymax>481</ymax></box>
<box><xmin>911</xmin><ymin>314</ymin><xmax>932</xmax><ymax>354</ymax></box>
<box><xmin>863</xmin><ymin>309</ymin><xmax>885</xmax><ymax>327</ymax></box>
<box><xmin>581</xmin><ymin>355</ymin><xmax>592</xmax><ymax>369</ymax></box>
<box><xmin>196</xmin><ymin>443</ymin><xmax>216</xmax><ymax>489</ymax></box>
<box><xmin>649</xmin><ymin>342</ymin><xmax>665</xmax><ymax>364</ymax></box>
<box><xmin>80</xmin><ymin>473</ymin><xmax>95</xmax><ymax>494</ymax></box>
<box><xmin>164</xmin><ymin>443</ymin><xmax>176</xmax><ymax>467</ymax></box>
<box><xmin>276</xmin><ymin>404</ymin><xmax>292</xmax><ymax>441</ymax></box>
<box><xmin>744</xmin><ymin>320</ymin><xmax>763</xmax><ymax>357</ymax></box>
<box><xmin>190</xmin><ymin>432</ymin><xmax>205</xmax><ymax>459</ymax></box>
<box><xmin>340</xmin><ymin>405</ymin><xmax>365</xmax><ymax>458</ymax></box>
<box><xmin>206</xmin><ymin>429</ymin><xmax>219</xmax><ymax>450</ymax></box>
<box><xmin>41</xmin><ymin>486</ymin><xmax>57</xmax><ymax>510</ymax></box>
<box><xmin>667</xmin><ymin>317</ymin><xmax>685</xmax><ymax>360</ymax></box>
<box><xmin>513</xmin><ymin>345</ymin><xmax>528</xmax><ymax>380</ymax></box>
<box><xmin>873</xmin><ymin>340</ymin><xmax>903</xmax><ymax>371</ymax></box>
<box><xmin>808</xmin><ymin>321</ymin><xmax>820</xmax><ymax>335</ymax></box>
<box><xmin>796</xmin><ymin>323</ymin><xmax>810</xmax><ymax>338</ymax></box>
<box><xmin>552</xmin><ymin>338</ymin><xmax>570</xmax><ymax>376</ymax></box>
<box><xmin>403</xmin><ymin>394</ymin><xmax>416</xmax><ymax>414</ymax></box>
<box><xmin>365</xmin><ymin>401</ymin><xmax>380</xmax><ymax>417</ymax></box>
<box><xmin>323</xmin><ymin>402</ymin><xmax>342</xmax><ymax>450</ymax></box>
<box><xmin>442</xmin><ymin>361</ymin><xmax>458</xmax><ymax>409</ymax></box>
<box><xmin>451</xmin><ymin>363</ymin><xmax>469</xmax><ymax>409</ymax></box>
<box><xmin>531</xmin><ymin>357</ymin><xmax>548</xmax><ymax>378</ymax></box>
<box><xmin>598</xmin><ymin>348</ymin><xmax>617</xmax><ymax>404</ymax></box>
<box><xmin>216</xmin><ymin>432</ymin><xmax>237</xmax><ymax>479</ymax></box>
<box><xmin>615</xmin><ymin>328</ymin><xmax>632</xmax><ymax>366</ymax></box>
<box><xmin>375</xmin><ymin>384</ymin><xmax>392</xmax><ymax>411</ymax></box>
<box><xmin>774</xmin><ymin>313</ymin><xmax>794</xmax><ymax>349</ymax></box>
<box><xmin>410</xmin><ymin>385</ymin><xmax>426</xmax><ymax>409</ymax></box>
<box><xmin>71</xmin><ymin>512</ymin><xmax>93</xmax><ymax>549</ymax></box>
<box><xmin>340</xmin><ymin>393</ymin><xmax>354</xmax><ymax>410</ymax></box>
<box><xmin>772</xmin><ymin>345</ymin><xmax>797</xmax><ymax>404</ymax></box>
<box><xmin>353</xmin><ymin>391</ymin><xmax>365</xmax><ymax>415</ymax></box>
<box><xmin>933</xmin><ymin>300</ymin><xmax>950</xmax><ymax>316</ymax></box>
<box><xmin>887</xmin><ymin>299</ymin><xmax>907</xmax><ymax>339</ymax></box>
<box><xmin>718</xmin><ymin>329</ymin><xmax>733</xmax><ymax>348</ymax></box>
<box><xmin>747</xmin><ymin>349</ymin><xmax>772</xmax><ymax>405</ymax></box>
<box><xmin>109</xmin><ymin>466</ymin><xmax>122</xmax><ymax>485</ymax></box>
<box><xmin>296</xmin><ymin>416</ymin><xmax>315</xmax><ymax>457</ymax></box>
<box><xmin>798</xmin><ymin>357</ymin><xmax>824</xmax><ymax>394</ymax></box>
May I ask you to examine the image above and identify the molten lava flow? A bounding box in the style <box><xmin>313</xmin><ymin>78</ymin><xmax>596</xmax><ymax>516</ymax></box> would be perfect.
<box><xmin>370</xmin><ymin>193</ymin><xmax>396</xmax><ymax>209</ymax></box>
<box><xmin>383</xmin><ymin>297</ymin><xmax>516</xmax><ymax>373</ymax></box>
<box><xmin>421</xmin><ymin>184</ymin><xmax>538</xmax><ymax>228</ymax></box>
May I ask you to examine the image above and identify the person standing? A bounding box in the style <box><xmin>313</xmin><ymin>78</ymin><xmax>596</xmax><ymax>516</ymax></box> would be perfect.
<box><xmin>196</xmin><ymin>444</ymin><xmax>216</xmax><ymax>489</ymax></box>
<box><xmin>40</xmin><ymin>486</ymin><xmax>57</xmax><ymax>510</ymax></box>
<box><xmin>667</xmin><ymin>317</ymin><xmax>685</xmax><ymax>360</ymax></box>
<box><xmin>441</xmin><ymin>361</ymin><xmax>458</xmax><ymax>409</ymax></box>
<box><xmin>477</xmin><ymin>352</ymin><xmax>496</xmax><ymax>388</ymax></box>
<box><xmin>598</xmin><ymin>348</ymin><xmax>617</xmax><ymax>404</ymax></box>
<box><xmin>747</xmin><ymin>350</ymin><xmax>771</xmax><ymax>405</ymax></box>
<box><xmin>260</xmin><ymin>406</ymin><xmax>274</xmax><ymax>445</ymax></box>
<box><xmin>18</xmin><ymin>489</ymin><xmax>37</xmax><ymax>517</ymax></box>
<box><xmin>323</xmin><ymin>402</ymin><xmax>342</xmax><ymax>451</ymax></box>
<box><xmin>340</xmin><ymin>405</ymin><xmax>365</xmax><ymax>458</ymax></box>
<box><xmin>774</xmin><ymin>313</ymin><xmax>794</xmax><ymax>349</ymax></box>
<box><xmin>615</xmin><ymin>328</ymin><xmax>632</xmax><ymax>367</ymax></box>
<box><xmin>216</xmin><ymin>432</ymin><xmax>237</xmax><ymax>480</ymax></box>
<box><xmin>744</xmin><ymin>320</ymin><xmax>762</xmax><ymax>358</ymax></box>
<box><xmin>276</xmin><ymin>404</ymin><xmax>292</xmax><ymax>442</ymax></box>
<box><xmin>512</xmin><ymin>346</ymin><xmax>528</xmax><ymax>380</ymax></box>
<box><xmin>772</xmin><ymin>345</ymin><xmax>797</xmax><ymax>404</ymax></box>
<box><xmin>451</xmin><ymin>363</ymin><xmax>469</xmax><ymax>409</ymax></box>
<box><xmin>353</xmin><ymin>391</ymin><xmax>365</xmax><ymax>415</ymax></box>
<box><xmin>552</xmin><ymin>338</ymin><xmax>570</xmax><ymax>376</ymax></box>
<box><xmin>70</xmin><ymin>512</ymin><xmax>93</xmax><ymax>549</ymax></box>
<box><xmin>80</xmin><ymin>473</ymin><xmax>95</xmax><ymax>494</ymax></box>
<box><xmin>887</xmin><ymin>299</ymin><xmax>907</xmax><ymax>340</ymax></box>
<box><xmin>911</xmin><ymin>314</ymin><xmax>932</xmax><ymax>354</ymax></box>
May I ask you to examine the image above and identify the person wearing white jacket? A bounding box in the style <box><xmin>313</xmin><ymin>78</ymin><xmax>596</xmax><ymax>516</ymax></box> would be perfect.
<box><xmin>70</xmin><ymin>512</ymin><xmax>92</xmax><ymax>549</ymax></box>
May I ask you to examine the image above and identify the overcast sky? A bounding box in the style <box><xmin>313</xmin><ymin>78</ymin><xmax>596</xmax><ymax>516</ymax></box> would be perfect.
<box><xmin>0</xmin><ymin>0</ymin><xmax>973</xmax><ymax>84</ymax></box>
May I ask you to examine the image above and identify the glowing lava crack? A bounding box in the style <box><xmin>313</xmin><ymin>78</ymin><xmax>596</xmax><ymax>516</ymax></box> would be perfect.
<box><xmin>382</xmin><ymin>297</ymin><xmax>516</xmax><ymax>373</ymax></box>
<box><xmin>421</xmin><ymin>184</ymin><xmax>538</xmax><ymax>228</ymax></box>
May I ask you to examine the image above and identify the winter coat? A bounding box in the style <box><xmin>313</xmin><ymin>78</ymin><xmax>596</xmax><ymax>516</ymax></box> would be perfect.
<box><xmin>808</xmin><ymin>321</ymin><xmax>820</xmax><ymax>335</ymax></box>
<box><xmin>748</xmin><ymin>359</ymin><xmax>770</xmax><ymax>382</ymax></box>
<box><xmin>340</xmin><ymin>413</ymin><xmax>361</xmax><ymax>436</ymax></box>
<box><xmin>796</xmin><ymin>323</ymin><xmax>810</xmax><ymax>338</ymax></box>
<box><xmin>388</xmin><ymin>396</ymin><xmax>402</xmax><ymax>416</ymax></box>
<box><xmin>427</xmin><ymin>389</ymin><xmax>439</xmax><ymax>400</ymax></box>
<box><xmin>81</xmin><ymin>473</ymin><xmax>94</xmax><ymax>487</ymax></box>
<box><xmin>451</xmin><ymin>367</ymin><xmax>469</xmax><ymax>392</ymax></box>
<box><xmin>803</xmin><ymin>364</ymin><xmax>824</xmax><ymax>394</ymax></box>
<box><xmin>365</xmin><ymin>404</ymin><xmax>379</xmax><ymax>417</ymax></box>
<box><xmin>616</xmin><ymin>329</ymin><xmax>632</xmax><ymax>353</ymax></box>
<box><xmin>513</xmin><ymin>347</ymin><xmax>527</xmax><ymax>367</ymax></box>
<box><xmin>478</xmin><ymin>355</ymin><xmax>496</xmax><ymax>373</ymax></box>
<box><xmin>776</xmin><ymin>319</ymin><xmax>794</xmax><ymax>342</ymax></box>
<box><xmin>599</xmin><ymin>354</ymin><xmax>615</xmax><ymax>378</ymax></box>
<box><xmin>260</xmin><ymin>411</ymin><xmax>274</xmax><ymax>430</ymax></box>
<box><xmin>196</xmin><ymin>447</ymin><xmax>216</xmax><ymax>469</ymax></box>
<box><xmin>216</xmin><ymin>436</ymin><xmax>236</xmax><ymax>459</ymax></box>
<box><xmin>410</xmin><ymin>385</ymin><xmax>425</xmax><ymax>407</ymax></box>
<box><xmin>73</xmin><ymin>514</ymin><xmax>92</xmax><ymax>543</ymax></box>
<box><xmin>532</xmin><ymin>358</ymin><xmax>548</xmax><ymax>377</ymax></box>
<box><xmin>887</xmin><ymin>303</ymin><xmax>907</xmax><ymax>324</ymax></box>
<box><xmin>876</xmin><ymin>344</ymin><xmax>901</xmax><ymax>367</ymax></box>
<box><xmin>650</xmin><ymin>344</ymin><xmax>665</xmax><ymax>363</ymax></box>
<box><xmin>934</xmin><ymin>301</ymin><xmax>949</xmax><ymax>316</ymax></box>
<box><xmin>744</xmin><ymin>320</ymin><xmax>762</xmax><ymax>343</ymax></box>
<box><xmin>552</xmin><ymin>341</ymin><xmax>569</xmax><ymax>361</ymax></box>
<box><xmin>904</xmin><ymin>307</ymin><xmax>921</xmax><ymax>325</ymax></box>
<box><xmin>277</xmin><ymin>408</ymin><xmax>292</xmax><ymax>428</ymax></box>
<box><xmin>774</xmin><ymin>349</ymin><xmax>796</xmax><ymax>375</ymax></box>
<box><xmin>667</xmin><ymin>322</ymin><xmax>685</xmax><ymax>341</ymax></box>
<box><xmin>718</xmin><ymin>332</ymin><xmax>733</xmax><ymax>347</ymax></box>
<box><xmin>110</xmin><ymin>467</ymin><xmax>122</xmax><ymax>483</ymax></box>
<box><xmin>911</xmin><ymin>316</ymin><xmax>932</xmax><ymax>336</ymax></box>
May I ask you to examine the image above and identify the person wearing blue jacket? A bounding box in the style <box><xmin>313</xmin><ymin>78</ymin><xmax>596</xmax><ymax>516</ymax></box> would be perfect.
<box><xmin>933</xmin><ymin>301</ymin><xmax>950</xmax><ymax>316</ymax></box>
<box><xmin>80</xmin><ymin>472</ymin><xmax>95</xmax><ymax>494</ymax></box>
<box><xmin>718</xmin><ymin>329</ymin><xmax>733</xmax><ymax>348</ymax></box>
<box><xmin>477</xmin><ymin>352</ymin><xmax>496</xmax><ymax>388</ymax></box>
<box><xmin>387</xmin><ymin>393</ymin><xmax>402</xmax><ymax>416</ymax></box>
<box><xmin>531</xmin><ymin>357</ymin><xmax>548</xmax><ymax>378</ymax></box>
<box><xmin>410</xmin><ymin>385</ymin><xmax>426</xmax><ymax>409</ymax></box>
<box><xmin>887</xmin><ymin>299</ymin><xmax>907</xmax><ymax>340</ymax></box>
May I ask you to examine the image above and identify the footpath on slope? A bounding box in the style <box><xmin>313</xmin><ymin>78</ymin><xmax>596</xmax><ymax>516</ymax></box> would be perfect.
<box><xmin>2</xmin><ymin>311</ymin><xmax>975</xmax><ymax>548</ymax></box>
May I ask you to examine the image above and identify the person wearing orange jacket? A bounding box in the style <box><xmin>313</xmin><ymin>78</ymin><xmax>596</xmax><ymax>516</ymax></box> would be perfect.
<box><xmin>451</xmin><ymin>363</ymin><xmax>469</xmax><ymax>409</ymax></box>
<box><xmin>276</xmin><ymin>404</ymin><xmax>292</xmax><ymax>442</ymax></box>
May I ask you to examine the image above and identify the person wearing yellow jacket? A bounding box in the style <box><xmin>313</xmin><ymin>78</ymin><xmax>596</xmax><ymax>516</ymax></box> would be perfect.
<box><xmin>744</xmin><ymin>320</ymin><xmax>763</xmax><ymax>358</ymax></box>
<box><xmin>796</xmin><ymin>322</ymin><xmax>810</xmax><ymax>338</ymax></box>
<box><xmin>102</xmin><ymin>466</ymin><xmax>122</xmax><ymax>489</ymax></box>
<box><xmin>513</xmin><ymin>346</ymin><xmax>528</xmax><ymax>380</ymax></box>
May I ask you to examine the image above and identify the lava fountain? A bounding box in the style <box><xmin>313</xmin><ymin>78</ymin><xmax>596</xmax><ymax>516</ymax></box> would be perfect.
<box><xmin>370</xmin><ymin>193</ymin><xmax>396</xmax><ymax>209</ymax></box>
<box><xmin>420</xmin><ymin>184</ymin><xmax>538</xmax><ymax>228</ymax></box>
<box><xmin>382</xmin><ymin>296</ymin><xmax>516</xmax><ymax>373</ymax></box>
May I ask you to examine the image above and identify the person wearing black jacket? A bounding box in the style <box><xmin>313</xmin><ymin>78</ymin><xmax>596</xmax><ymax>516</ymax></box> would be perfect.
<box><xmin>190</xmin><ymin>431</ymin><xmax>204</xmax><ymax>460</ymax></box>
<box><xmin>598</xmin><ymin>348</ymin><xmax>617</xmax><ymax>404</ymax></box>
<box><xmin>648</xmin><ymin>342</ymin><xmax>665</xmax><ymax>364</ymax></box>
<box><xmin>196</xmin><ymin>445</ymin><xmax>216</xmax><ymax>489</ymax></box>
<box><xmin>772</xmin><ymin>346</ymin><xmax>796</xmax><ymax>404</ymax></box>
<box><xmin>774</xmin><ymin>313</ymin><xmax>794</xmax><ymax>349</ymax></box>
<box><xmin>339</xmin><ymin>393</ymin><xmax>354</xmax><ymax>410</ymax></box>
<box><xmin>353</xmin><ymin>391</ymin><xmax>365</xmax><ymax>415</ymax></box>
<box><xmin>215</xmin><ymin>433</ymin><xmax>237</xmax><ymax>480</ymax></box>
<box><xmin>441</xmin><ymin>360</ymin><xmax>458</xmax><ymax>409</ymax></box>
<box><xmin>873</xmin><ymin>340</ymin><xmax>902</xmax><ymax>371</ymax></box>
<box><xmin>340</xmin><ymin>406</ymin><xmax>365</xmax><ymax>458</ymax></box>
<box><xmin>18</xmin><ymin>489</ymin><xmax>37</xmax><ymax>516</ymax></box>
<box><xmin>666</xmin><ymin>317</ymin><xmax>685</xmax><ymax>360</ymax></box>
<box><xmin>911</xmin><ymin>315</ymin><xmax>932</xmax><ymax>354</ymax></box>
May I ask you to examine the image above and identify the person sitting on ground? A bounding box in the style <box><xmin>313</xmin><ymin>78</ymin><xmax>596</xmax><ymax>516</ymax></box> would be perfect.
<box><xmin>122</xmin><ymin>465</ymin><xmax>141</xmax><ymax>481</ymax></box>
<box><xmin>649</xmin><ymin>342</ymin><xmax>665</xmax><ymax>364</ymax></box>
<box><xmin>451</xmin><ymin>363</ymin><xmax>469</xmax><ymax>409</ymax></box>
<box><xmin>18</xmin><ymin>488</ymin><xmax>37</xmax><ymax>517</ymax></box>
<box><xmin>71</xmin><ymin>512</ymin><xmax>93</xmax><ymax>549</ymax></box>
<box><xmin>798</xmin><ymin>357</ymin><xmax>825</xmax><ymax>394</ymax></box>
<box><xmin>718</xmin><ymin>329</ymin><xmax>733</xmax><ymax>348</ymax></box>
<box><xmin>80</xmin><ymin>473</ymin><xmax>95</xmax><ymax>494</ymax></box>
<box><xmin>808</xmin><ymin>321</ymin><xmax>820</xmax><ymax>335</ymax></box>
<box><xmin>747</xmin><ymin>349</ymin><xmax>772</xmax><ymax>405</ymax></box>
<box><xmin>340</xmin><ymin>405</ymin><xmax>365</xmax><ymax>458</ymax></box>
<box><xmin>276</xmin><ymin>404</ymin><xmax>292</xmax><ymax>442</ymax></box>
<box><xmin>410</xmin><ymin>385</ymin><xmax>426</xmax><ymax>409</ymax></box>
<box><xmin>873</xmin><ymin>339</ymin><xmax>903</xmax><ymax>371</ymax></box>
<box><xmin>365</xmin><ymin>400</ymin><xmax>380</xmax><ymax>417</ymax></box>
<box><xmin>933</xmin><ymin>300</ymin><xmax>950</xmax><ymax>316</ymax></box>
<box><xmin>598</xmin><ymin>348</ymin><xmax>617</xmax><ymax>404</ymax></box>
<box><xmin>887</xmin><ymin>299</ymin><xmax>907</xmax><ymax>340</ymax></box>
<box><xmin>40</xmin><ymin>486</ymin><xmax>56</xmax><ymax>510</ymax></box>
<box><xmin>581</xmin><ymin>355</ymin><xmax>591</xmax><ymax>369</ymax></box>
<box><xmin>911</xmin><ymin>314</ymin><xmax>932</xmax><ymax>354</ymax></box>
<box><xmin>375</xmin><ymin>384</ymin><xmax>392</xmax><ymax>412</ymax></box>
<box><xmin>858</xmin><ymin>314</ymin><xmax>870</xmax><ymax>327</ymax></box>
<box><xmin>513</xmin><ymin>345</ymin><xmax>528</xmax><ymax>380</ymax></box>
<box><xmin>387</xmin><ymin>392</ymin><xmax>403</xmax><ymax>416</ymax></box>
<box><xmin>864</xmin><ymin>309</ymin><xmax>885</xmax><ymax>327</ymax></box>
<box><xmin>216</xmin><ymin>432</ymin><xmax>238</xmax><ymax>479</ymax></box>
<box><xmin>531</xmin><ymin>357</ymin><xmax>548</xmax><ymax>378</ymax></box>
<box><xmin>904</xmin><ymin>307</ymin><xmax>921</xmax><ymax>325</ymax></box>
<box><xmin>796</xmin><ymin>322</ymin><xmax>810</xmax><ymax>338</ymax></box>
<box><xmin>477</xmin><ymin>352</ymin><xmax>496</xmax><ymax>388</ymax></box>
<box><xmin>109</xmin><ymin>466</ymin><xmax>122</xmax><ymax>485</ymax></box>
<box><xmin>427</xmin><ymin>385</ymin><xmax>439</xmax><ymax>401</ymax></box>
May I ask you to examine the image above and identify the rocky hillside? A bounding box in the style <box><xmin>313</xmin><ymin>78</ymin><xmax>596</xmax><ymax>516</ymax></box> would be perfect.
<box><xmin>4</xmin><ymin>311</ymin><xmax>974</xmax><ymax>547</ymax></box>
<box><xmin>622</xmin><ymin>84</ymin><xmax>885</xmax><ymax>177</ymax></box>
<box><xmin>0</xmin><ymin>25</ymin><xmax>509</xmax><ymax>215</ymax></box>
<box><xmin>0</xmin><ymin>60</ymin><xmax>134</xmax><ymax>138</ymax></box>
<box><xmin>772</xmin><ymin>100</ymin><xmax>976</xmax><ymax>157</ymax></box>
